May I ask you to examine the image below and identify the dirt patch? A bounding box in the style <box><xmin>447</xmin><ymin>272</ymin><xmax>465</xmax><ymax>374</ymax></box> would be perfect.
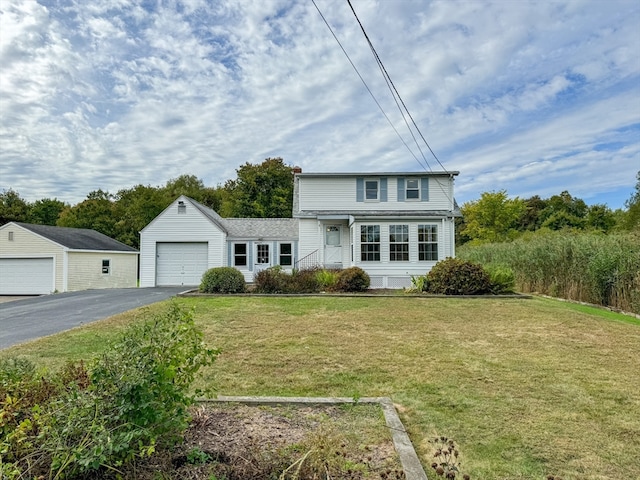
<box><xmin>108</xmin><ymin>403</ymin><xmax>406</xmax><ymax>479</ymax></box>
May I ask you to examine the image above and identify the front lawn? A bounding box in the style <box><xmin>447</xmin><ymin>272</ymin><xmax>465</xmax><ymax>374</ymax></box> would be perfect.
<box><xmin>3</xmin><ymin>296</ymin><xmax>639</xmax><ymax>479</ymax></box>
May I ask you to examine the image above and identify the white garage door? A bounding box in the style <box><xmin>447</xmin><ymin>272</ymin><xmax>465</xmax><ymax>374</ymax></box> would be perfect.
<box><xmin>0</xmin><ymin>257</ymin><xmax>54</xmax><ymax>295</ymax></box>
<box><xmin>156</xmin><ymin>242</ymin><xmax>208</xmax><ymax>286</ymax></box>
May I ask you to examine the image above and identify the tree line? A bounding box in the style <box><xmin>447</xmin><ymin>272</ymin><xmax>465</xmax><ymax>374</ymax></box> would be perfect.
<box><xmin>0</xmin><ymin>158</ymin><xmax>294</xmax><ymax>249</ymax></box>
<box><xmin>2</xmin><ymin>160</ymin><xmax>638</xmax><ymax>249</ymax></box>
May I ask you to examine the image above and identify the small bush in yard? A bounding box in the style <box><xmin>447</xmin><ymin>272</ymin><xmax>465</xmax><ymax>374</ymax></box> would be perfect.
<box><xmin>335</xmin><ymin>267</ymin><xmax>370</xmax><ymax>292</ymax></box>
<box><xmin>426</xmin><ymin>257</ymin><xmax>492</xmax><ymax>295</ymax></box>
<box><xmin>288</xmin><ymin>267</ymin><xmax>321</xmax><ymax>293</ymax></box>
<box><xmin>0</xmin><ymin>303</ymin><xmax>219</xmax><ymax>480</ymax></box>
<box><xmin>254</xmin><ymin>266</ymin><xmax>289</xmax><ymax>293</ymax></box>
<box><xmin>200</xmin><ymin>266</ymin><xmax>245</xmax><ymax>293</ymax></box>
<box><xmin>316</xmin><ymin>269</ymin><xmax>340</xmax><ymax>290</ymax></box>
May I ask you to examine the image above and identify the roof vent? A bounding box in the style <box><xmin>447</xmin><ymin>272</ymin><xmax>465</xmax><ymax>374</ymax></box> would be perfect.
<box><xmin>178</xmin><ymin>200</ymin><xmax>186</xmax><ymax>214</ymax></box>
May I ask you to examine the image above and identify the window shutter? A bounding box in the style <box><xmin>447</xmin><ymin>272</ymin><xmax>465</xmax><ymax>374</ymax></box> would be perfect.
<box><xmin>421</xmin><ymin>178</ymin><xmax>429</xmax><ymax>202</ymax></box>
<box><xmin>356</xmin><ymin>177</ymin><xmax>364</xmax><ymax>202</ymax></box>
<box><xmin>380</xmin><ymin>178</ymin><xmax>388</xmax><ymax>202</ymax></box>
<box><xmin>227</xmin><ymin>242</ymin><xmax>232</xmax><ymax>266</ymax></box>
<box><xmin>397</xmin><ymin>178</ymin><xmax>405</xmax><ymax>202</ymax></box>
<box><xmin>248</xmin><ymin>241</ymin><xmax>254</xmax><ymax>271</ymax></box>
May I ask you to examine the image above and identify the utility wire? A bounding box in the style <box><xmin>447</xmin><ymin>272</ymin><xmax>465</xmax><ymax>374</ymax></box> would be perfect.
<box><xmin>310</xmin><ymin>0</ymin><xmax>426</xmax><ymax>170</ymax></box>
<box><xmin>345</xmin><ymin>0</ymin><xmax>450</xmax><ymax>173</ymax></box>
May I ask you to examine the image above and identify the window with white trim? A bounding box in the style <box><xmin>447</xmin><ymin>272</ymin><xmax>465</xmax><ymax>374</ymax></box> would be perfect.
<box><xmin>234</xmin><ymin>243</ymin><xmax>247</xmax><ymax>266</ymax></box>
<box><xmin>279</xmin><ymin>243</ymin><xmax>292</xmax><ymax>266</ymax></box>
<box><xmin>102</xmin><ymin>259</ymin><xmax>110</xmax><ymax>274</ymax></box>
<box><xmin>365</xmin><ymin>180</ymin><xmax>379</xmax><ymax>200</ymax></box>
<box><xmin>418</xmin><ymin>225</ymin><xmax>438</xmax><ymax>261</ymax></box>
<box><xmin>389</xmin><ymin>225</ymin><xmax>409</xmax><ymax>261</ymax></box>
<box><xmin>406</xmin><ymin>179</ymin><xmax>420</xmax><ymax>200</ymax></box>
<box><xmin>360</xmin><ymin>225</ymin><xmax>380</xmax><ymax>261</ymax></box>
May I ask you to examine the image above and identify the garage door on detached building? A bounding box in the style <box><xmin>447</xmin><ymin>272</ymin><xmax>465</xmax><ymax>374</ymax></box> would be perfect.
<box><xmin>0</xmin><ymin>257</ymin><xmax>54</xmax><ymax>295</ymax></box>
<box><xmin>156</xmin><ymin>242</ymin><xmax>208</xmax><ymax>286</ymax></box>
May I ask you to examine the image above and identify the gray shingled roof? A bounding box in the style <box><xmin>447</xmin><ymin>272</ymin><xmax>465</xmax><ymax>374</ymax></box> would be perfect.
<box><xmin>14</xmin><ymin>222</ymin><xmax>138</xmax><ymax>252</ymax></box>
<box><xmin>187</xmin><ymin>197</ymin><xmax>228</xmax><ymax>233</ymax></box>
<box><xmin>224</xmin><ymin>218</ymin><xmax>299</xmax><ymax>239</ymax></box>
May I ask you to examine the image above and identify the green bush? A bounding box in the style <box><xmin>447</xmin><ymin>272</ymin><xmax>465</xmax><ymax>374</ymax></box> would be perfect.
<box><xmin>316</xmin><ymin>269</ymin><xmax>340</xmax><ymax>291</ymax></box>
<box><xmin>0</xmin><ymin>303</ymin><xmax>219</xmax><ymax>479</ymax></box>
<box><xmin>254</xmin><ymin>266</ymin><xmax>289</xmax><ymax>293</ymax></box>
<box><xmin>335</xmin><ymin>267</ymin><xmax>370</xmax><ymax>292</ymax></box>
<box><xmin>288</xmin><ymin>268</ymin><xmax>321</xmax><ymax>293</ymax></box>
<box><xmin>200</xmin><ymin>267</ymin><xmax>245</xmax><ymax>293</ymax></box>
<box><xmin>426</xmin><ymin>257</ymin><xmax>492</xmax><ymax>295</ymax></box>
<box><xmin>485</xmin><ymin>263</ymin><xmax>516</xmax><ymax>294</ymax></box>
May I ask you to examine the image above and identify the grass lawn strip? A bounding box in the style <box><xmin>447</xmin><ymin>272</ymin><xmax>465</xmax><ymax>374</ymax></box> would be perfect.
<box><xmin>3</xmin><ymin>296</ymin><xmax>639</xmax><ymax>479</ymax></box>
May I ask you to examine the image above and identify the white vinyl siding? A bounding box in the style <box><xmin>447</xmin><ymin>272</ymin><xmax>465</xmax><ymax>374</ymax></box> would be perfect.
<box><xmin>298</xmin><ymin>176</ymin><xmax>452</xmax><ymax>212</ymax></box>
<box><xmin>139</xmin><ymin>197</ymin><xmax>226</xmax><ymax>287</ymax></box>
<box><xmin>0</xmin><ymin>257</ymin><xmax>54</xmax><ymax>294</ymax></box>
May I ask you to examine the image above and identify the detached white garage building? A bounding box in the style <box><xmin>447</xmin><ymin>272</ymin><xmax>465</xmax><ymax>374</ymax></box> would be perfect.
<box><xmin>0</xmin><ymin>222</ymin><xmax>138</xmax><ymax>295</ymax></box>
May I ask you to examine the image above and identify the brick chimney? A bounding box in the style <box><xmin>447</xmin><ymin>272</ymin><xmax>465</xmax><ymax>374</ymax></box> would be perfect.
<box><xmin>292</xmin><ymin>166</ymin><xmax>302</xmax><ymax>174</ymax></box>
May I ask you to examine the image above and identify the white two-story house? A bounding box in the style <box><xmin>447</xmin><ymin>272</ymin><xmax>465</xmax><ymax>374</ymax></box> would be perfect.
<box><xmin>294</xmin><ymin>171</ymin><xmax>460</xmax><ymax>288</ymax></box>
<box><xmin>139</xmin><ymin>169</ymin><xmax>460</xmax><ymax>289</ymax></box>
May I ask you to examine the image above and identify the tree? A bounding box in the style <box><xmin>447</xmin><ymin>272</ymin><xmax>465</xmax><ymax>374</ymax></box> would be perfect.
<box><xmin>113</xmin><ymin>185</ymin><xmax>170</xmax><ymax>248</ymax></box>
<box><xmin>460</xmin><ymin>190</ymin><xmax>526</xmax><ymax>243</ymax></box>
<box><xmin>622</xmin><ymin>171</ymin><xmax>640</xmax><ymax>231</ymax></box>
<box><xmin>29</xmin><ymin>198</ymin><xmax>68</xmax><ymax>225</ymax></box>
<box><xmin>0</xmin><ymin>189</ymin><xmax>30</xmax><ymax>225</ymax></box>
<box><xmin>223</xmin><ymin>158</ymin><xmax>294</xmax><ymax>218</ymax></box>
<box><xmin>57</xmin><ymin>190</ymin><xmax>117</xmax><ymax>238</ymax></box>
<box><xmin>585</xmin><ymin>204</ymin><xmax>615</xmax><ymax>232</ymax></box>
<box><xmin>518</xmin><ymin>195</ymin><xmax>548</xmax><ymax>231</ymax></box>
<box><xmin>161</xmin><ymin>174</ymin><xmax>220</xmax><ymax>209</ymax></box>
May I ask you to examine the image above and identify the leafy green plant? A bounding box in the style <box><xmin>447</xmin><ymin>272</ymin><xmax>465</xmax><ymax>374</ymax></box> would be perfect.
<box><xmin>200</xmin><ymin>266</ymin><xmax>245</xmax><ymax>293</ymax></box>
<box><xmin>406</xmin><ymin>274</ymin><xmax>428</xmax><ymax>293</ymax></box>
<box><xmin>335</xmin><ymin>267</ymin><xmax>370</xmax><ymax>292</ymax></box>
<box><xmin>186</xmin><ymin>447</ymin><xmax>211</xmax><ymax>465</ymax></box>
<box><xmin>315</xmin><ymin>269</ymin><xmax>340</xmax><ymax>290</ymax></box>
<box><xmin>484</xmin><ymin>263</ymin><xmax>515</xmax><ymax>294</ymax></box>
<box><xmin>426</xmin><ymin>258</ymin><xmax>491</xmax><ymax>295</ymax></box>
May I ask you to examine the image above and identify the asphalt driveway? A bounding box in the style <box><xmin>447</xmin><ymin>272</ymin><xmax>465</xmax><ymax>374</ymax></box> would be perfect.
<box><xmin>0</xmin><ymin>287</ymin><xmax>188</xmax><ymax>349</ymax></box>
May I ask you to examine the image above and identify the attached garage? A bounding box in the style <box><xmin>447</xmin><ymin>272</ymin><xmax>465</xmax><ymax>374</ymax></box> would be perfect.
<box><xmin>0</xmin><ymin>257</ymin><xmax>54</xmax><ymax>295</ymax></box>
<box><xmin>156</xmin><ymin>242</ymin><xmax>208</xmax><ymax>286</ymax></box>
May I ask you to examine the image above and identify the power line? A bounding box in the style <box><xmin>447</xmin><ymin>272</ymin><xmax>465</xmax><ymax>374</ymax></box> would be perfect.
<box><xmin>310</xmin><ymin>0</ymin><xmax>427</xmax><ymax>171</ymax></box>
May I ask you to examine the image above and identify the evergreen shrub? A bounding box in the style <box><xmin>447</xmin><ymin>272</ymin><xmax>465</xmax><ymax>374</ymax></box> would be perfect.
<box><xmin>335</xmin><ymin>267</ymin><xmax>370</xmax><ymax>292</ymax></box>
<box><xmin>426</xmin><ymin>257</ymin><xmax>492</xmax><ymax>295</ymax></box>
<box><xmin>200</xmin><ymin>266</ymin><xmax>245</xmax><ymax>293</ymax></box>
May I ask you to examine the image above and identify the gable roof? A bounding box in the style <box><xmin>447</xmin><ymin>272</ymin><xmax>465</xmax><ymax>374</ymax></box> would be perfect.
<box><xmin>187</xmin><ymin>197</ymin><xmax>228</xmax><ymax>233</ymax></box>
<box><xmin>9</xmin><ymin>222</ymin><xmax>138</xmax><ymax>252</ymax></box>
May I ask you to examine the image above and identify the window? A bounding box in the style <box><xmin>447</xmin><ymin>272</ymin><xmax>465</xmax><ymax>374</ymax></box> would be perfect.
<box><xmin>360</xmin><ymin>225</ymin><xmax>380</xmax><ymax>261</ymax></box>
<box><xmin>365</xmin><ymin>180</ymin><xmax>378</xmax><ymax>200</ymax></box>
<box><xmin>279</xmin><ymin>243</ymin><xmax>292</xmax><ymax>266</ymax></box>
<box><xmin>406</xmin><ymin>179</ymin><xmax>420</xmax><ymax>200</ymax></box>
<box><xmin>418</xmin><ymin>225</ymin><xmax>438</xmax><ymax>261</ymax></box>
<box><xmin>389</xmin><ymin>225</ymin><xmax>409</xmax><ymax>261</ymax></box>
<box><xmin>8</xmin><ymin>231</ymin><xmax>13</xmax><ymax>241</ymax></box>
<box><xmin>234</xmin><ymin>243</ymin><xmax>247</xmax><ymax>266</ymax></box>
<box><xmin>102</xmin><ymin>259</ymin><xmax>110</xmax><ymax>274</ymax></box>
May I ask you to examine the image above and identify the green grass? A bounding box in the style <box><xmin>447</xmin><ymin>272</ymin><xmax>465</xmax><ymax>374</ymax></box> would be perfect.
<box><xmin>3</xmin><ymin>296</ymin><xmax>639</xmax><ymax>479</ymax></box>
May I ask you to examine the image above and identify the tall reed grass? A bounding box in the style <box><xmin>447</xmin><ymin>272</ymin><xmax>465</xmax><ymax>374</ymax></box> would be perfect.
<box><xmin>458</xmin><ymin>231</ymin><xmax>640</xmax><ymax>314</ymax></box>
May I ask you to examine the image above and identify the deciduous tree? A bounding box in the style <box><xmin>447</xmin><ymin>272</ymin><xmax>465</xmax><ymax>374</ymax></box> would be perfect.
<box><xmin>460</xmin><ymin>190</ymin><xmax>526</xmax><ymax>243</ymax></box>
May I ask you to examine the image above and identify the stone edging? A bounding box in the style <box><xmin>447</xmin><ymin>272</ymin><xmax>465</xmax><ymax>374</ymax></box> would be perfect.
<box><xmin>197</xmin><ymin>395</ymin><xmax>429</xmax><ymax>480</ymax></box>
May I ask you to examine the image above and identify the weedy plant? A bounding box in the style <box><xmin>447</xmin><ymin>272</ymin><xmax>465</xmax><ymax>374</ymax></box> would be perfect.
<box><xmin>430</xmin><ymin>436</ymin><xmax>470</xmax><ymax>479</ymax></box>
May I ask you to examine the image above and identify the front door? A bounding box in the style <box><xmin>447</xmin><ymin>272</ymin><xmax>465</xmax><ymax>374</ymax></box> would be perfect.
<box><xmin>324</xmin><ymin>225</ymin><xmax>342</xmax><ymax>266</ymax></box>
<box><xmin>254</xmin><ymin>243</ymin><xmax>271</xmax><ymax>274</ymax></box>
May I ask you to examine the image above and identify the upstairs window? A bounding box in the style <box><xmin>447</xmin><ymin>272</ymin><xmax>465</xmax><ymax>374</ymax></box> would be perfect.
<box><xmin>418</xmin><ymin>225</ymin><xmax>438</xmax><ymax>261</ymax></box>
<box><xmin>279</xmin><ymin>243</ymin><xmax>293</xmax><ymax>266</ymax></box>
<box><xmin>406</xmin><ymin>179</ymin><xmax>420</xmax><ymax>200</ymax></box>
<box><xmin>102</xmin><ymin>259</ymin><xmax>110</xmax><ymax>274</ymax></box>
<box><xmin>360</xmin><ymin>225</ymin><xmax>380</xmax><ymax>261</ymax></box>
<box><xmin>389</xmin><ymin>225</ymin><xmax>409</xmax><ymax>261</ymax></box>
<box><xmin>8</xmin><ymin>231</ymin><xmax>14</xmax><ymax>241</ymax></box>
<box><xmin>365</xmin><ymin>180</ymin><xmax>379</xmax><ymax>200</ymax></box>
<box><xmin>234</xmin><ymin>243</ymin><xmax>247</xmax><ymax>266</ymax></box>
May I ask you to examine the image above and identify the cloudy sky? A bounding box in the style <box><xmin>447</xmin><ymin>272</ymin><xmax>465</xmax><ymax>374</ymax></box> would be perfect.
<box><xmin>1</xmin><ymin>0</ymin><xmax>639</xmax><ymax>209</ymax></box>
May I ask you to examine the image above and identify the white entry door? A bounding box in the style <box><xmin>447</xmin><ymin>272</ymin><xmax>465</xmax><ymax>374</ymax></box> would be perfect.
<box><xmin>324</xmin><ymin>225</ymin><xmax>342</xmax><ymax>265</ymax></box>
<box><xmin>254</xmin><ymin>243</ymin><xmax>271</xmax><ymax>274</ymax></box>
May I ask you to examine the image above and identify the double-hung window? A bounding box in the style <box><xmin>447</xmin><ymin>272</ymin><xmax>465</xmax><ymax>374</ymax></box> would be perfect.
<box><xmin>101</xmin><ymin>259</ymin><xmax>110</xmax><ymax>274</ymax></box>
<box><xmin>365</xmin><ymin>180</ymin><xmax>379</xmax><ymax>200</ymax></box>
<box><xmin>234</xmin><ymin>243</ymin><xmax>247</xmax><ymax>266</ymax></box>
<box><xmin>418</xmin><ymin>225</ymin><xmax>438</xmax><ymax>261</ymax></box>
<box><xmin>406</xmin><ymin>179</ymin><xmax>420</xmax><ymax>200</ymax></box>
<box><xmin>279</xmin><ymin>243</ymin><xmax>293</xmax><ymax>266</ymax></box>
<box><xmin>360</xmin><ymin>225</ymin><xmax>380</xmax><ymax>261</ymax></box>
<box><xmin>389</xmin><ymin>225</ymin><xmax>409</xmax><ymax>261</ymax></box>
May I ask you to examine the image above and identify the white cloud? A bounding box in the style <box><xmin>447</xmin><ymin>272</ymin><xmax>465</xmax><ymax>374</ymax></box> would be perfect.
<box><xmin>0</xmin><ymin>0</ymin><xmax>638</xmax><ymax>209</ymax></box>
